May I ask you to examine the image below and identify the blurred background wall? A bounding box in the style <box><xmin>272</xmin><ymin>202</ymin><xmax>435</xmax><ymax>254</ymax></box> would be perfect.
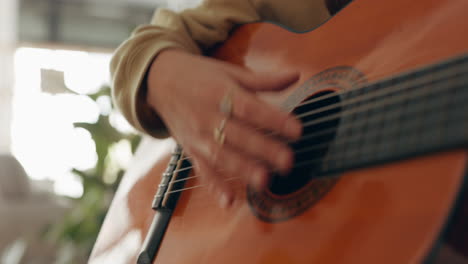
<box><xmin>0</xmin><ymin>0</ymin><xmax>17</xmax><ymax>153</ymax></box>
<box><xmin>0</xmin><ymin>0</ymin><xmax>182</xmax><ymax>263</ymax></box>
<box><xmin>18</xmin><ymin>0</ymin><xmax>156</xmax><ymax>48</ymax></box>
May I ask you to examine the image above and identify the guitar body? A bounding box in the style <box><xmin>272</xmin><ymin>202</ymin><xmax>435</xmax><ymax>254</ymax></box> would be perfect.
<box><xmin>90</xmin><ymin>0</ymin><xmax>468</xmax><ymax>263</ymax></box>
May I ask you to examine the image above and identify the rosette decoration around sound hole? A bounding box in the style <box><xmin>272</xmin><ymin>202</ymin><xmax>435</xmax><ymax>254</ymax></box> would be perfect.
<box><xmin>247</xmin><ymin>90</ymin><xmax>342</xmax><ymax>222</ymax></box>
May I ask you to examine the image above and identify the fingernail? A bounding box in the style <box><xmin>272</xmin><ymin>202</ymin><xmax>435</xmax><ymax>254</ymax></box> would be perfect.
<box><xmin>253</xmin><ymin>169</ymin><xmax>267</xmax><ymax>190</ymax></box>
<box><xmin>278</xmin><ymin>150</ymin><xmax>292</xmax><ymax>173</ymax></box>
<box><xmin>219</xmin><ymin>193</ymin><xmax>230</xmax><ymax>208</ymax></box>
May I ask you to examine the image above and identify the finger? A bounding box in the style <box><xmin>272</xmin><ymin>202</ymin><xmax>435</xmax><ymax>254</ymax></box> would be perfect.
<box><xmin>228</xmin><ymin>67</ymin><xmax>300</xmax><ymax>92</ymax></box>
<box><xmin>192</xmin><ymin>154</ymin><xmax>234</xmax><ymax>208</ymax></box>
<box><xmin>231</xmin><ymin>90</ymin><xmax>302</xmax><ymax>140</ymax></box>
<box><xmin>223</xmin><ymin>118</ymin><xmax>294</xmax><ymax>173</ymax></box>
<box><xmin>199</xmin><ymin>139</ymin><xmax>270</xmax><ymax>191</ymax></box>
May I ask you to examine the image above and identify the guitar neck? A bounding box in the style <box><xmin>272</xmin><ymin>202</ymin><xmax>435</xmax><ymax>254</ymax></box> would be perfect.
<box><xmin>295</xmin><ymin>54</ymin><xmax>468</xmax><ymax>177</ymax></box>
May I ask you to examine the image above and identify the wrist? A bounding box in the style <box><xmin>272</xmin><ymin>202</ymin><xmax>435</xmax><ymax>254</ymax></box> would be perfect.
<box><xmin>146</xmin><ymin>48</ymin><xmax>187</xmax><ymax>110</ymax></box>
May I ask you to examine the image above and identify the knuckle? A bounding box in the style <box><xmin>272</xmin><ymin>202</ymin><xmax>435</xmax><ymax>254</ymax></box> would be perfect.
<box><xmin>245</xmin><ymin>161</ymin><xmax>265</xmax><ymax>183</ymax></box>
<box><xmin>236</xmin><ymin>97</ymin><xmax>254</xmax><ymax>119</ymax></box>
<box><xmin>195</xmin><ymin>136</ymin><xmax>217</xmax><ymax>163</ymax></box>
<box><xmin>266</xmin><ymin>141</ymin><xmax>285</xmax><ymax>163</ymax></box>
<box><xmin>207</xmin><ymin>142</ymin><xmax>219</xmax><ymax>160</ymax></box>
<box><xmin>270</xmin><ymin>112</ymin><xmax>288</xmax><ymax>131</ymax></box>
<box><xmin>224</xmin><ymin>121</ymin><xmax>238</xmax><ymax>143</ymax></box>
<box><xmin>242</xmin><ymin>163</ymin><xmax>255</xmax><ymax>179</ymax></box>
<box><xmin>224</xmin><ymin>151</ymin><xmax>244</xmax><ymax>175</ymax></box>
<box><xmin>248</xmin><ymin>160</ymin><xmax>262</xmax><ymax>174</ymax></box>
<box><xmin>242</xmin><ymin>131</ymin><xmax>258</xmax><ymax>150</ymax></box>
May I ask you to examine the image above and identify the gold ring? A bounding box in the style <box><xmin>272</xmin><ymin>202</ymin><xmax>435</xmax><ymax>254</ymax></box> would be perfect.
<box><xmin>220</xmin><ymin>90</ymin><xmax>233</xmax><ymax>117</ymax></box>
<box><xmin>214</xmin><ymin>119</ymin><xmax>227</xmax><ymax>146</ymax></box>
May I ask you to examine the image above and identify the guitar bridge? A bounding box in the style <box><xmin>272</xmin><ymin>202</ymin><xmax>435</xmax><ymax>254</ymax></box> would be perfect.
<box><xmin>151</xmin><ymin>144</ymin><xmax>183</xmax><ymax>209</ymax></box>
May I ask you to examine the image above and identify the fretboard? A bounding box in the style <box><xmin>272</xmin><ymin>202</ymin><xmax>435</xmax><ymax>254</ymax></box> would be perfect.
<box><xmin>295</xmin><ymin>55</ymin><xmax>468</xmax><ymax>177</ymax></box>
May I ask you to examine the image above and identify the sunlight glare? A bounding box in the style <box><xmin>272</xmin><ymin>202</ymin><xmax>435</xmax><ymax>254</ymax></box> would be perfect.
<box><xmin>12</xmin><ymin>47</ymin><xmax>112</xmax><ymax>198</ymax></box>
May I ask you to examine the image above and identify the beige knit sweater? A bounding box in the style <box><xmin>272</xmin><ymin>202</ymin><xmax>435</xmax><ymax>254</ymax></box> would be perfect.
<box><xmin>110</xmin><ymin>0</ymin><xmax>330</xmax><ymax>138</ymax></box>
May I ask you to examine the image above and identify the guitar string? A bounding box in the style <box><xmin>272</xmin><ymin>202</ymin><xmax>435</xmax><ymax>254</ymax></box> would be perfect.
<box><xmin>162</xmin><ymin>59</ymin><xmax>468</xmax><ymax>197</ymax></box>
<box><xmin>292</xmin><ymin>56</ymin><xmax>468</xmax><ymax>110</ymax></box>
<box><xmin>166</xmin><ymin>99</ymin><xmax>466</xmax><ymax>188</ymax></box>
<box><xmin>295</xmin><ymin>66</ymin><xmax>466</xmax><ymax>119</ymax></box>
<box><xmin>161</xmin><ymin>58</ymin><xmax>468</xmax><ymax>195</ymax></box>
<box><xmin>169</xmin><ymin>88</ymin><xmax>465</xmax><ymax>192</ymax></box>
<box><xmin>169</xmin><ymin>75</ymin><xmax>467</xmax><ymax>177</ymax></box>
<box><xmin>170</xmin><ymin>98</ymin><xmax>464</xmax><ymax>194</ymax></box>
<box><xmin>167</xmin><ymin>117</ymin><xmax>468</xmax><ymax>197</ymax></box>
<box><xmin>163</xmin><ymin>109</ymin><xmax>466</xmax><ymax>197</ymax></box>
<box><xmin>177</xmin><ymin>64</ymin><xmax>468</xmax><ymax>163</ymax></box>
<box><xmin>171</xmin><ymin>112</ymin><xmax>467</xmax><ymax>196</ymax></box>
<box><xmin>164</xmin><ymin>176</ymin><xmax>240</xmax><ymax>195</ymax></box>
<box><xmin>176</xmin><ymin>126</ymin><xmax>337</xmax><ymax>164</ymax></box>
<box><xmin>300</xmin><ymin>74</ymin><xmax>466</xmax><ymax>130</ymax></box>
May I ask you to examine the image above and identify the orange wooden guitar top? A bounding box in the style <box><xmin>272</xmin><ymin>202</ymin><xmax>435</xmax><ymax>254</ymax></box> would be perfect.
<box><xmin>90</xmin><ymin>0</ymin><xmax>468</xmax><ymax>263</ymax></box>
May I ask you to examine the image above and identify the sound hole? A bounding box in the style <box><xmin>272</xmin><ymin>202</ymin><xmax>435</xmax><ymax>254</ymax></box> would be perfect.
<box><xmin>269</xmin><ymin>91</ymin><xmax>341</xmax><ymax>196</ymax></box>
<box><xmin>325</xmin><ymin>0</ymin><xmax>353</xmax><ymax>15</ymax></box>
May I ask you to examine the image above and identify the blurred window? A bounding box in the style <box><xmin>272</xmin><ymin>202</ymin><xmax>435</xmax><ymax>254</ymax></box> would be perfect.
<box><xmin>11</xmin><ymin>47</ymin><xmax>128</xmax><ymax>198</ymax></box>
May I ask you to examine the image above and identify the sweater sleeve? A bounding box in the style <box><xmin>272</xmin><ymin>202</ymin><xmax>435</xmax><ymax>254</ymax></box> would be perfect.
<box><xmin>110</xmin><ymin>0</ymin><xmax>261</xmax><ymax>138</ymax></box>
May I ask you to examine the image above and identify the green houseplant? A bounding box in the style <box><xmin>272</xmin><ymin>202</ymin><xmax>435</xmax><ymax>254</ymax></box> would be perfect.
<box><xmin>46</xmin><ymin>85</ymin><xmax>141</xmax><ymax>263</ymax></box>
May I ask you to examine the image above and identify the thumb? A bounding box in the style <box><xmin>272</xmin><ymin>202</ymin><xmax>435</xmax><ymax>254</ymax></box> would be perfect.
<box><xmin>235</xmin><ymin>70</ymin><xmax>300</xmax><ymax>92</ymax></box>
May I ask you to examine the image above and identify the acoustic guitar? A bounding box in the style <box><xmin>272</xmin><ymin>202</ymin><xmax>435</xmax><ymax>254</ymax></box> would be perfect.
<box><xmin>89</xmin><ymin>0</ymin><xmax>468</xmax><ymax>263</ymax></box>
